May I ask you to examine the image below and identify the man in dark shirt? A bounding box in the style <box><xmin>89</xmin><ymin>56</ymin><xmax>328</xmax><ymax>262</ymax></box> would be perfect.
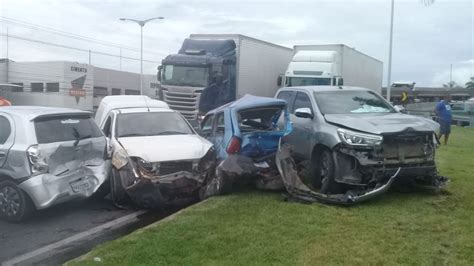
<box><xmin>434</xmin><ymin>95</ymin><xmax>452</xmax><ymax>145</ymax></box>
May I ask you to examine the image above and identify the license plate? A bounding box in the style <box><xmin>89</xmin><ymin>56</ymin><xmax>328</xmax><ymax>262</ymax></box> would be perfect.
<box><xmin>71</xmin><ymin>179</ymin><xmax>91</xmax><ymax>193</ymax></box>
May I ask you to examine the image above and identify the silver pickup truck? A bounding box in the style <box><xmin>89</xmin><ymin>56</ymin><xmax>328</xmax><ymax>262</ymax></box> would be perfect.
<box><xmin>275</xmin><ymin>86</ymin><xmax>447</xmax><ymax>204</ymax></box>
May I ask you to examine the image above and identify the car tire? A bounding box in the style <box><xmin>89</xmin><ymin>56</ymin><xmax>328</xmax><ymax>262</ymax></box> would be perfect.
<box><xmin>0</xmin><ymin>180</ymin><xmax>35</xmax><ymax>222</ymax></box>
<box><xmin>110</xmin><ymin>168</ymin><xmax>128</xmax><ymax>205</ymax></box>
<box><xmin>316</xmin><ymin>149</ymin><xmax>339</xmax><ymax>194</ymax></box>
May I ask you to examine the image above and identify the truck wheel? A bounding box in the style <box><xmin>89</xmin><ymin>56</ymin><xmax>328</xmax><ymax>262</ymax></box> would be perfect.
<box><xmin>0</xmin><ymin>180</ymin><xmax>35</xmax><ymax>222</ymax></box>
<box><xmin>316</xmin><ymin>150</ymin><xmax>339</xmax><ymax>194</ymax></box>
<box><xmin>110</xmin><ymin>169</ymin><xmax>129</xmax><ymax>205</ymax></box>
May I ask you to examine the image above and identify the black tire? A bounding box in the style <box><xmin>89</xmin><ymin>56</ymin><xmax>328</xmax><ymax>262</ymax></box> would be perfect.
<box><xmin>90</xmin><ymin>180</ymin><xmax>110</xmax><ymax>200</ymax></box>
<box><xmin>110</xmin><ymin>168</ymin><xmax>129</xmax><ymax>205</ymax></box>
<box><xmin>0</xmin><ymin>180</ymin><xmax>35</xmax><ymax>222</ymax></box>
<box><xmin>315</xmin><ymin>149</ymin><xmax>339</xmax><ymax>194</ymax></box>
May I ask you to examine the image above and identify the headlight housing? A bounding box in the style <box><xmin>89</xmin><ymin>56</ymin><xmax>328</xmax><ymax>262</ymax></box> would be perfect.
<box><xmin>198</xmin><ymin>147</ymin><xmax>216</xmax><ymax>172</ymax></box>
<box><xmin>337</xmin><ymin>128</ymin><xmax>383</xmax><ymax>147</ymax></box>
<box><xmin>112</xmin><ymin>148</ymin><xmax>129</xmax><ymax>170</ymax></box>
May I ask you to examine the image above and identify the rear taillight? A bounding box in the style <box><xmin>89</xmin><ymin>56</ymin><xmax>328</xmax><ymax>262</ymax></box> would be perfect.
<box><xmin>27</xmin><ymin>145</ymin><xmax>48</xmax><ymax>175</ymax></box>
<box><xmin>226</xmin><ymin>137</ymin><xmax>241</xmax><ymax>154</ymax></box>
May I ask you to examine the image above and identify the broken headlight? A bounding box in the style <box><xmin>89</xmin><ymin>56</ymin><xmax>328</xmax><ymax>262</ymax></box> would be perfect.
<box><xmin>27</xmin><ymin>145</ymin><xmax>48</xmax><ymax>175</ymax></box>
<box><xmin>112</xmin><ymin>148</ymin><xmax>129</xmax><ymax>170</ymax></box>
<box><xmin>337</xmin><ymin>128</ymin><xmax>383</xmax><ymax>147</ymax></box>
<box><xmin>198</xmin><ymin>147</ymin><xmax>216</xmax><ymax>172</ymax></box>
<box><xmin>136</xmin><ymin>158</ymin><xmax>157</xmax><ymax>173</ymax></box>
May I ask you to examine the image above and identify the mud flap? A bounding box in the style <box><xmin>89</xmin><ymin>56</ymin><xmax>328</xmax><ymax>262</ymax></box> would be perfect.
<box><xmin>275</xmin><ymin>143</ymin><xmax>401</xmax><ymax>205</ymax></box>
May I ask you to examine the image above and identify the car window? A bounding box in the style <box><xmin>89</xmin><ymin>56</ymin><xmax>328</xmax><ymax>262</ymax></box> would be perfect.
<box><xmin>214</xmin><ymin>113</ymin><xmax>225</xmax><ymax>136</ymax></box>
<box><xmin>293</xmin><ymin>92</ymin><xmax>313</xmax><ymax>114</ymax></box>
<box><xmin>116</xmin><ymin>112</ymin><xmax>193</xmax><ymax>137</ymax></box>
<box><xmin>201</xmin><ymin>114</ymin><xmax>214</xmax><ymax>136</ymax></box>
<box><xmin>277</xmin><ymin>91</ymin><xmax>294</xmax><ymax>112</ymax></box>
<box><xmin>0</xmin><ymin>116</ymin><xmax>11</xmax><ymax>144</ymax></box>
<box><xmin>313</xmin><ymin>90</ymin><xmax>395</xmax><ymax>114</ymax></box>
<box><xmin>238</xmin><ymin>107</ymin><xmax>284</xmax><ymax>132</ymax></box>
<box><xmin>34</xmin><ymin>115</ymin><xmax>103</xmax><ymax>144</ymax></box>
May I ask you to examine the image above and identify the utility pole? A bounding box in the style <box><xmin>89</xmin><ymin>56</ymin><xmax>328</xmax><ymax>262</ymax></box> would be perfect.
<box><xmin>88</xmin><ymin>50</ymin><xmax>91</xmax><ymax>65</ymax></box>
<box><xmin>6</xmin><ymin>27</ymin><xmax>9</xmax><ymax>83</ymax></box>
<box><xmin>119</xmin><ymin>16</ymin><xmax>164</xmax><ymax>95</ymax></box>
<box><xmin>119</xmin><ymin>48</ymin><xmax>122</xmax><ymax>70</ymax></box>
<box><xmin>450</xmin><ymin>63</ymin><xmax>453</xmax><ymax>86</ymax></box>
<box><xmin>386</xmin><ymin>0</ymin><xmax>395</xmax><ymax>102</ymax></box>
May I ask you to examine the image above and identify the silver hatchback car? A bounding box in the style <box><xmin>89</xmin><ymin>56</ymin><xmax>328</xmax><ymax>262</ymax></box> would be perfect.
<box><xmin>0</xmin><ymin>106</ymin><xmax>110</xmax><ymax>222</ymax></box>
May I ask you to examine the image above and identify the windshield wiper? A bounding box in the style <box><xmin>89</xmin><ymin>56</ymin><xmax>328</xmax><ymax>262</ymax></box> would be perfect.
<box><xmin>72</xmin><ymin>127</ymin><xmax>91</xmax><ymax>146</ymax></box>
<box><xmin>119</xmin><ymin>133</ymin><xmax>145</xmax><ymax>138</ymax></box>
<box><xmin>155</xmin><ymin>131</ymin><xmax>189</xmax><ymax>135</ymax></box>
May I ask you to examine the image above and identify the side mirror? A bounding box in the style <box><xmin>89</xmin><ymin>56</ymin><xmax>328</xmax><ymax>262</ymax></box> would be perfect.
<box><xmin>394</xmin><ymin>105</ymin><xmax>407</xmax><ymax>113</ymax></box>
<box><xmin>294</xmin><ymin>108</ymin><xmax>313</xmax><ymax>119</ymax></box>
<box><xmin>277</xmin><ymin>74</ymin><xmax>283</xmax><ymax>87</ymax></box>
<box><xmin>157</xmin><ymin>65</ymin><xmax>163</xmax><ymax>82</ymax></box>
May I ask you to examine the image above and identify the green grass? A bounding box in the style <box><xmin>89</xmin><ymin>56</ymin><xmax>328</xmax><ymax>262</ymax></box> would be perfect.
<box><xmin>69</xmin><ymin>127</ymin><xmax>474</xmax><ymax>265</ymax></box>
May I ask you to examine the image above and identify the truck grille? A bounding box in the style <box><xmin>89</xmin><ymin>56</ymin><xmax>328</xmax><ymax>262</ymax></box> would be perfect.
<box><xmin>162</xmin><ymin>89</ymin><xmax>202</xmax><ymax>120</ymax></box>
<box><xmin>159</xmin><ymin>161</ymin><xmax>194</xmax><ymax>175</ymax></box>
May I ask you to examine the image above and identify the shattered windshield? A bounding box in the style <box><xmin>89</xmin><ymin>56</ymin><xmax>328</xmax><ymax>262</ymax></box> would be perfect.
<box><xmin>313</xmin><ymin>90</ymin><xmax>395</xmax><ymax>114</ymax></box>
<box><xmin>116</xmin><ymin>112</ymin><xmax>193</xmax><ymax>138</ymax></box>
<box><xmin>162</xmin><ymin>65</ymin><xmax>209</xmax><ymax>87</ymax></box>
<box><xmin>287</xmin><ymin>77</ymin><xmax>331</xmax><ymax>86</ymax></box>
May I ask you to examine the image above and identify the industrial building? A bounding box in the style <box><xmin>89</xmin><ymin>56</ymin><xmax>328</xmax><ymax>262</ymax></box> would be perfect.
<box><xmin>0</xmin><ymin>59</ymin><xmax>159</xmax><ymax>111</ymax></box>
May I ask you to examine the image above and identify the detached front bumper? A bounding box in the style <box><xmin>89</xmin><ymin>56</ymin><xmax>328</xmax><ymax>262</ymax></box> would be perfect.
<box><xmin>19</xmin><ymin>162</ymin><xmax>111</xmax><ymax>210</ymax></box>
<box><xmin>276</xmin><ymin>144</ymin><xmax>403</xmax><ymax>205</ymax></box>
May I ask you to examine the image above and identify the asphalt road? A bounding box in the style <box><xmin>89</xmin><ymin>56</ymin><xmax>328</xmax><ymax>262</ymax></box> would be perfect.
<box><xmin>0</xmin><ymin>197</ymin><xmax>144</xmax><ymax>264</ymax></box>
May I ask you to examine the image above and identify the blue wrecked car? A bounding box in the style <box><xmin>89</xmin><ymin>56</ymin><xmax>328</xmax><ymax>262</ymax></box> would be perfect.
<box><xmin>198</xmin><ymin>95</ymin><xmax>292</xmax><ymax>196</ymax></box>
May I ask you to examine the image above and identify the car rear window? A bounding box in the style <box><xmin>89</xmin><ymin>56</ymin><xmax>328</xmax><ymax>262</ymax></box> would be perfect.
<box><xmin>237</xmin><ymin>107</ymin><xmax>285</xmax><ymax>133</ymax></box>
<box><xmin>34</xmin><ymin>115</ymin><xmax>103</xmax><ymax>144</ymax></box>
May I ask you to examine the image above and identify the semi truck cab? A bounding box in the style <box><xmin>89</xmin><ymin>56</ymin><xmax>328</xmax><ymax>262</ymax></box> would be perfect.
<box><xmin>280</xmin><ymin>51</ymin><xmax>344</xmax><ymax>87</ymax></box>
<box><xmin>158</xmin><ymin>39</ymin><xmax>237</xmax><ymax>122</ymax></box>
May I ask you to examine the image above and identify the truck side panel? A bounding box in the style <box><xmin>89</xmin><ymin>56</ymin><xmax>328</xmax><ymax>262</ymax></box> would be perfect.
<box><xmin>341</xmin><ymin>46</ymin><xmax>383</xmax><ymax>94</ymax></box>
<box><xmin>237</xmin><ymin>37</ymin><xmax>293</xmax><ymax>98</ymax></box>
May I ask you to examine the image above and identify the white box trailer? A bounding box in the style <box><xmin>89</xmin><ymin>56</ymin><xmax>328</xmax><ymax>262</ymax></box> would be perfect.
<box><xmin>158</xmin><ymin>34</ymin><xmax>293</xmax><ymax>121</ymax></box>
<box><xmin>285</xmin><ymin>44</ymin><xmax>383</xmax><ymax>93</ymax></box>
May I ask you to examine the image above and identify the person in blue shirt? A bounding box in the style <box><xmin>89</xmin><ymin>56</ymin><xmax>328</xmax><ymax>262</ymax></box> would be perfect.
<box><xmin>434</xmin><ymin>95</ymin><xmax>452</xmax><ymax>145</ymax></box>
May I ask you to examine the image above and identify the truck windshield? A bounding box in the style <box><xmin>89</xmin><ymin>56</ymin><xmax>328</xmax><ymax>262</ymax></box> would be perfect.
<box><xmin>313</xmin><ymin>90</ymin><xmax>395</xmax><ymax>114</ymax></box>
<box><xmin>162</xmin><ymin>65</ymin><xmax>209</xmax><ymax>87</ymax></box>
<box><xmin>287</xmin><ymin>77</ymin><xmax>331</xmax><ymax>86</ymax></box>
<box><xmin>116</xmin><ymin>112</ymin><xmax>194</xmax><ymax>138</ymax></box>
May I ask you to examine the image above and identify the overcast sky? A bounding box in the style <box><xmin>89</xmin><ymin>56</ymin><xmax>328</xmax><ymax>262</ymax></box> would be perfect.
<box><xmin>1</xmin><ymin>0</ymin><xmax>473</xmax><ymax>87</ymax></box>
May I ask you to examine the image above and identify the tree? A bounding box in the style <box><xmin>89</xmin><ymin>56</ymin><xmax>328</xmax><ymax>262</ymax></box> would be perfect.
<box><xmin>443</xmin><ymin>81</ymin><xmax>461</xmax><ymax>89</ymax></box>
<box><xmin>466</xmin><ymin>77</ymin><xmax>474</xmax><ymax>91</ymax></box>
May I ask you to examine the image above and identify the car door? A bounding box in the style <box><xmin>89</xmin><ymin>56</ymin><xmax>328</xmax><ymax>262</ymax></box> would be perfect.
<box><xmin>288</xmin><ymin>91</ymin><xmax>315</xmax><ymax>160</ymax></box>
<box><xmin>0</xmin><ymin>114</ymin><xmax>14</xmax><ymax>167</ymax></box>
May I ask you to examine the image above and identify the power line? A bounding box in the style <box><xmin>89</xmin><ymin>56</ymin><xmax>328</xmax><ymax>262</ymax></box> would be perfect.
<box><xmin>1</xmin><ymin>33</ymin><xmax>162</xmax><ymax>64</ymax></box>
<box><xmin>0</xmin><ymin>16</ymin><xmax>166</xmax><ymax>56</ymax></box>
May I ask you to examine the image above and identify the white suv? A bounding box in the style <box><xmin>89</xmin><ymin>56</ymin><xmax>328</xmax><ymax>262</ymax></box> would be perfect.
<box><xmin>0</xmin><ymin>106</ymin><xmax>110</xmax><ymax>222</ymax></box>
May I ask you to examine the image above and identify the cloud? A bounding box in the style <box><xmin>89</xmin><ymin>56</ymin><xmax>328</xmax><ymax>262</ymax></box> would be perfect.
<box><xmin>431</xmin><ymin>59</ymin><xmax>474</xmax><ymax>87</ymax></box>
<box><xmin>1</xmin><ymin>0</ymin><xmax>473</xmax><ymax>87</ymax></box>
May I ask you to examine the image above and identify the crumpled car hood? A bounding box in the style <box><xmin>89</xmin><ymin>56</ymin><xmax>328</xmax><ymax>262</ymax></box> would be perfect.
<box><xmin>118</xmin><ymin>134</ymin><xmax>213</xmax><ymax>162</ymax></box>
<box><xmin>324</xmin><ymin>113</ymin><xmax>439</xmax><ymax>134</ymax></box>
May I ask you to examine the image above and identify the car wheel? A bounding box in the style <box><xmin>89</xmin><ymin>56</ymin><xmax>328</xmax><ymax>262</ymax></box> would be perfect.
<box><xmin>0</xmin><ymin>180</ymin><xmax>34</xmax><ymax>222</ymax></box>
<box><xmin>316</xmin><ymin>150</ymin><xmax>339</xmax><ymax>194</ymax></box>
<box><xmin>110</xmin><ymin>168</ymin><xmax>128</xmax><ymax>205</ymax></box>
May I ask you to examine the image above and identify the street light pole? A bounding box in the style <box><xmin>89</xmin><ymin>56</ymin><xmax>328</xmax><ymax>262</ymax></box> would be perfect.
<box><xmin>120</xmin><ymin>16</ymin><xmax>164</xmax><ymax>95</ymax></box>
<box><xmin>386</xmin><ymin>0</ymin><xmax>395</xmax><ymax>102</ymax></box>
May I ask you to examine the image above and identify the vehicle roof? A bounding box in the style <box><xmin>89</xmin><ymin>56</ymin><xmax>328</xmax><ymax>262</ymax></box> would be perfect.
<box><xmin>280</xmin><ymin>86</ymin><xmax>373</xmax><ymax>93</ymax></box>
<box><xmin>116</xmin><ymin>107</ymin><xmax>174</xmax><ymax>114</ymax></box>
<box><xmin>95</xmin><ymin>95</ymin><xmax>169</xmax><ymax>125</ymax></box>
<box><xmin>0</xmin><ymin>106</ymin><xmax>91</xmax><ymax>120</ymax></box>
<box><xmin>208</xmin><ymin>94</ymin><xmax>287</xmax><ymax>114</ymax></box>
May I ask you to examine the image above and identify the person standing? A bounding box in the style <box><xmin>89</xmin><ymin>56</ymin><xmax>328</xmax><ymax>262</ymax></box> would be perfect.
<box><xmin>434</xmin><ymin>95</ymin><xmax>452</xmax><ymax>145</ymax></box>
